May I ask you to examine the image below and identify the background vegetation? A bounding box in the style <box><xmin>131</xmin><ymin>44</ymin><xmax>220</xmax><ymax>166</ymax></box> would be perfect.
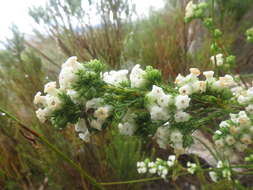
<box><xmin>1</xmin><ymin>0</ymin><xmax>253</xmax><ymax>189</ymax></box>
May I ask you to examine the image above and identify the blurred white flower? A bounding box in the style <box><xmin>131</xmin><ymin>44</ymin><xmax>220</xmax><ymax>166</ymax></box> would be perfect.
<box><xmin>44</xmin><ymin>81</ymin><xmax>58</xmax><ymax>95</ymax></box>
<box><xmin>185</xmin><ymin>1</ymin><xmax>196</xmax><ymax>19</ymax></box>
<box><xmin>94</xmin><ymin>105</ymin><xmax>112</xmax><ymax>121</ymax></box>
<box><xmin>118</xmin><ymin>122</ymin><xmax>136</xmax><ymax>136</ymax></box>
<box><xmin>174</xmin><ymin>111</ymin><xmax>190</xmax><ymax>122</ymax></box>
<box><xmin>35</xmin><ymin>108</ymin><xmax>50</xmax><ymax>123</ymax></box>
<box><xmin>103</xmin><ymin>70</ymin><xmax>128</xmax><ymax>86</ymax></box>
<box><xmin>175</xmin><ymin>95</ymin><xmax>190</xmax><ymax>110</ymax></box>
<box><xmin>130</xmin><ymin>64</ymin><xmax>146</xmax><ymax>88</ymax></box>
<box><xmin>34</xmin><ymin>92</ymin><xmax>47</xmax><ymax>105</ymax></box>
<box><xmin>211</xmin><ymin>53</ymin><xmax>224</xmax><ymax>66</ymax></box>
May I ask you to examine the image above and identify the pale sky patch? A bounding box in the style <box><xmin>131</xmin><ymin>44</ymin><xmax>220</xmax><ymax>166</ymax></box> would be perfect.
<box><xmin>0</xmin><ymin>0</ymin><xmax>164</xmax><ymax>41</ymax></box>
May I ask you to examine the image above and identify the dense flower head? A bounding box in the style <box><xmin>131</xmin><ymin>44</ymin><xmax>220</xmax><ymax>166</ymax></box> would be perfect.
<box><xmin>34</xmin><ymin>56</ymin><xmax>253</xmax><ymax>186</ymax></box>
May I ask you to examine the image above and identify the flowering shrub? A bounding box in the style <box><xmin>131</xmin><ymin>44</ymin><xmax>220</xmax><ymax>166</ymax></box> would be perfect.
<box><xmin>32</xmin><ymin>0</ymin><xmax>253</xmax><ymax>188</ymax></box>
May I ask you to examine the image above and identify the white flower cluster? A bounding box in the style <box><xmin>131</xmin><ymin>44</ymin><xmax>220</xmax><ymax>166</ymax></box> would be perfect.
<box><xmin>102</xmin><ymin>64</ymin><xmax>147</xmax><ymax>88</ymax></box>
<box><xmin>59</xmin><ymin>56</ymin><xmax>84</xmax><ymax>90</ymax></box>
<box><xmin>34</xmin><ymin>57</ymin><xmax>84</xmax><ymax>123</ymax></box>
<box><xmin>154</xmin><ymin>124</ymin><xmax>185</xmax><ymax>155</ymax></box>
<box><xmin>175</xmin><ymin>68</ymin><xmax>236</xmax><ymax>95</ymax></box>
<box><xmin>209</xmin><ymin>161</ymin><xmax>232</xmax><ymax>182</ymax></box>
<box><xmin>34</xmin><ymin>81</ymin><xmax>61</xmax><ymax>123</ymax></box>
<box><xmin>137</xmin><ymin>155</ymin><xmax>177</xmax><ymax>179</ymax></box>
<box><xmin>185</xmin><ymin>1</ymin><xmax>207</xmax><ymax>20</ymax></box>
<box><xmin>175</xmin><ymin>68</ymin><xmax>206</xmax><ymax>96</ymax></box>
<box><xmin>118</xmin><ymin>110</ymin><xmax>137</xmax><ymax>136</ymax></box>
<box><xmin>103</xmin><ymin>70</ymin><xmax>128</xmax><ymax>86</ymax></box>
<box><xmin>75</xmin><ymin>119</ymin><xmax>90</xmax><ymax>142</ymax></box>
<box><xmin>185</xmin><ymin>1</ymin><xmax>197</xmax><ymax>19</ymax></box>
<box><xmin>187</xmin><ymin>162</ymin><xmax>198</xmax><ymax>174</ymax></box>
<box><xmin>237</xmin><ymin>86</ymin><xmax>253</xmax><ymax>106</ymax></box>
<box><xmin>86</xmin><ymin>98</ymin><xmax>112</xmax><ymax>131</ymax></box>
<box><xmin>214</xmin><ymin>111</ymin><xmax>253</xmax><ymax>155</ymax></box>
<box><xmin>210</xmin><ymin>53</ymin><xmax>224</xmax><ymax>66</ymax></box>
<box><xmin>145</xmin><ymin>85</ymin><xmax>191</xmax><ymax>123</ymax></box>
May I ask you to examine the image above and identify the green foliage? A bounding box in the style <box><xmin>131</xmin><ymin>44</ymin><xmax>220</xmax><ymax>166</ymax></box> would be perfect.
<box><xmin>217</xmin><ymin>0</ymin><xmax>253</xmax><ymax>21</ymax></box>
<box><xmin>73</xmin><ymin>70</ymin><xmax>106</xmax><ymax>100</ymax></box>
<box><xmin>51</xmin><ymin>92</ymin><xmax>82</xmax><ymax>129</ymax></box>
<box><xmin>85</xmin><ymin>59</ymin><xmax>107</xmax><ymax>73</ymax></box>
<box><xmin>144</xmin><ymin>66</ymin><xmax>162</xmax><ymax>87</ymax></box>
<box><xmin>105</xmin><ymin>133</ymin><xmax>144</xmax><ymax>182</ymax></box>
<box><xmin>246</xmin><ymin>27</ymin><xmax>253</xmax><ymax>43</ymax></box>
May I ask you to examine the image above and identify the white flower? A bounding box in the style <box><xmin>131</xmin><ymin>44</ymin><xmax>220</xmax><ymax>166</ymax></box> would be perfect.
<box><xmin>225</xmin><ymin>135</ymin><xmax>235</xmax><ymax>145</ymax></box>
<box><xmin>59</xmin><ymin>67</ymin><xmax>78</xmax><ymax>90</ymax></box>
<box><xmin>238</xmin><ymin>111</ymin><xmax>250</xmax><ymax>126</ymax></box>
<box><xmin>75</xmin><ymin>119</ymin><xmax>87</xmax><ymax>133</ymax></box>
<box><xmin>241</xmin><ymin>134</ymin><xmax>252</xmax><ymax>145</ymax></box>
<box><xmin>170</xmin><ymin>130</ymin><xmax>183</xmax><ymax>143</ymax></box>
<box><xmin>215</xmin><ymin>139</ymin><xmax>224</xmax><ymax>149</ymax></box>
<box><xmin>79</xmin><ymin>131</ymin><xmax>90</xmax><ymax>142</ymax></box>
<box><xmin>219</xmin><ymin>121</ymin><xmax>230</xmax><ymax>128</ymax></box>
<box><xmin>160</xmin><ymin>168</ymin><xmax>168</xmax><ymax>179</ymax></box>
<box><xmin>46</xmin><ymin>95</ymin><xmax>62</xmax><ymax>110</ymax></box>
<box><xmin>217</xmin><ymin>161</ymin><xmax>223</xmax><ymax>168</ymax></box>
<box><xmin>44</xmin><ymin>81</ymin><xmax>58</xmax><ymax>95</ymax></box>
<box><xmin>118</xmin><ymin>122</ymin><xmax>136</xmax><ymax>136</ymax></box>
<box><xmin>175</xmin><ymin>95</ymin><xmax>191</xmax><ymax>110</ymax></box>
<box><xmin>209</xmin><ymin>171</ymin><xmax>218</xmax><ymax>182</ymax></box>
<box><xmin>94</xmin><ymin>106</ymin><xmax>112</xmax><ymax>121</ymax></box>
<box><xmin>130</xmin><ymin>64</ymin><xmax>146</xmax><ymax>88</ymax></box>
<box><xmin>222</xmin><ymin>169</ymin><xmax>231</xmax><ymax>180</ymax></box>
<box><xmin>189</xmin><ymin>68</ymin><xmax>200</xmax><ymax>76</ymax></box>
<box><xmin>157</xmin><ymin>94</ymin><xmax>173</xmax><ymax>108</ymax></box>
<box><xmin>229</xmin><ymin>125</ymin><xmax>239</xmax><ymax>134</ymax></box>
<box><xmin>247</xmin><ymin>87</ymin><xmax>253</xmax><ymax>97</ymax></box>
<box><xmin>150</xmin><ymin>105</ymin><xmax>170</xmax><ymax>121</ymax></box>
<box><xmin>219</xmin><ymin>75</ymin><xmax>235</xmax><ymax>88</ymax></box>
<box><xmin>66</xmin><ymin>89</ymin><xmax>79</xmax><ymax>102</ymax></box>
<box><xmin>155</xmin><ymin>126</ymin><xmax>171</xmax><ymax>149</ymax></box>
<box><xmin>179</xmin><ymin>84</ymin><xmax>193</xmax><ymax>95</ymax></box>
<box><xmin>148</xmin><ymin>163</ymin><xmax>157</xmax><ymax>174</ymax></box>
<box><xmin>167</xmin><ymin>155</ymin><xmax>176</xmax><ymax>167</ymax></box>
<box><xmin>235</xmin><ymin>142</ymin><xmax>247</xmax><ymax>152</ymax></box>
<box><xmin>86</xmin><ymin>98</ymin><xmax>103</xmax><ymax>110</ymax></box>
<box><xmin>231</xmin><ymin>86</ymin><xmax>244</xmax><ymax>97</ymax></box>
<box><xmin>90</xmin><ymin>119</ymin><xmax>104</xmax><ymax>131</ymax></box>
<box><xmin>185</xmin><ymin>1</ymin><xmax>196</xmax><ymax>19</ymax></box>
<box><xmin>212</xmin><ymin>81</ymin><xmax>222</xmax><ymax>89</ymax></box>
<box><xmin>175</xmin><ymin>74</ymin><xmax>185</xmax><ymax>86</ymax></box>
<box><xmin>34</xmin><ymin>92</ymin><xmax>47</xmax><ymax>105</ymax></box>
<box><xmin>237</xmin><ymin>95</ymin><xmax>250</xmax><ymax>105</ymax></box>
<box><xmin>35</xmin><ymin>108</ymin><xmax>50</xmax><ymax>123</ymax></box>
<box><xmin>187</xmin><ymin>162</ymin><xmax>197</xmax><ymax>174</ymax></box>
<box><xmin>137</xmin><ymin>161</ymin><xmax>147</xmax><ymax>174</ymax></box>
<box><xmin>148</xmin><ymin>85</ymin><xmax>165</xmax><ymax>99</ymax></box>
<box><xmin>193</xmin><ymin>81</ymin><xmax>206</xmax><ymax>93</ymax></box>
<box><xmin>174</xmin><ymin>111</ymin><xmax>190</xmax><ymax>122</ymax></box>
<box><xmin>246</xmin><ymin>104</ymin><xmax>253</xmax><ymax>114</ymax></box>
<box><xmin>211</xmin><ymin>53</ymin><xmax>224</xmax><ymax>66</ymax></box>
<box><xmin>215</xmin><ymin>130</ymin><xmax>222</xmax><ymax>135</ymax></box>
<box><xmin>103</xmin><ymin>70</ymin><xmax>128</xmax><ymax>86</ymax></box>
<box><xmin>203</xmin><ymin>71</ymin><xmax>214</xmax><ymax>81</ymax></box>
<box><xmin>62</xmin><ymin>56</ymin><xmax>83</xmax><ymax>71</ymax></box>
<box><xmin>75</xmin><ymin>119</ymin><xmax>90</xmax><ymax>142</ymax></box>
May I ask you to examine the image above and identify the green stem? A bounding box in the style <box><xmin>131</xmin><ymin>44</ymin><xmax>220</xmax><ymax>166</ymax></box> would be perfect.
<box><xmin>0</xmin><ymin>107</ymin><xmax>106</xmax><ymax>190</ymax></box>
<box><xmin>99</xmin><ymin>177</ymin><xmax>161</xmax><ymax>186</ymax></box>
